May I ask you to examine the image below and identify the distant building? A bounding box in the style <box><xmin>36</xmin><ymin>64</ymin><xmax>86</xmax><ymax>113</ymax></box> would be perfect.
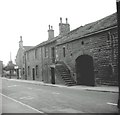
<box><xmin>20</xmin><ymin>13</ymin><xmax>118</xmax><ymax>86</ymax></box>
<box><xmin>5</xmin><ymin>60</ymin><xmax>16</xmax><ymax>78</ymax></box>
<box><xmin>0</xmin><ymin>61</ymin><xmax>3</xmax><ymax>77</ymax></box>
<box><xmin>15</xmin><ymin>36</ymin><xmax>33</xmax><ymax>79</ymax></box>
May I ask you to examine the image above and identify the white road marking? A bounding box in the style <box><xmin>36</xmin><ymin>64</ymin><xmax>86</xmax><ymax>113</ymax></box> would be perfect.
<box><xmin>20</xmin><ymin>96</ymin><xmax>34</xmax><ymax>100</ymax></box>
<box><xmin>107</xmin><ymin>102</ymin><xmax>117</xmax><ymax>106</ymax></box>
<box><xmin>0</xmin><ymin>93</ymin><xmax>44</xmax><ymax>113</ymax></box>
<box><xmin>8</xmin><ymin>85</ymin><xmax>19</xmax><ymax>87</ymax></box>
<box><xmin>52</xmin><ymin>92</ymin><xmax>60</xmax><ymax>95</ymax></box>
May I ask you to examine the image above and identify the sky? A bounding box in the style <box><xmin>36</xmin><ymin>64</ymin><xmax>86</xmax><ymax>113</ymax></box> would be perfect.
<box><xmin>0</xmin><ymin>0</ymin><xmax>117</xmax><ymax>65</ymax></box>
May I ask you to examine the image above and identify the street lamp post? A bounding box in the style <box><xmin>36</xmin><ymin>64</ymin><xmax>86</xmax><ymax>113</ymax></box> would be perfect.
<box><xmin>116</xmin><ymin>0</ymin><xmax>120</xmax><ymax>109</ymax></box>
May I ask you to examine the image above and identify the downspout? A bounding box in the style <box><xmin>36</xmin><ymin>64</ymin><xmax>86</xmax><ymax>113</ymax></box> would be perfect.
<box><xmin>24</xmin><ymin>52</ymin><xmax>27</xmax><ymax>80</ymax></box>
<box><xmin>41</xmin><ymin>47</ymin><xmax>43</xmax><ymax>81</ymax></box>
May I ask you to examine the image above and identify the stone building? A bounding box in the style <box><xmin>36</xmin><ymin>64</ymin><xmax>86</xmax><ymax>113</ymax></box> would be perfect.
<box><xmin>15</xmin><ymin>36</ymin><xmax>33</xmax><ymax>79</ymax></box>
<box><xmin>24</xmin><ymin>13</ymin><xmax>118</xmax><ymax>86</ymax></box>
<box><xmin>0</xmin><ymin>61</ymin><xmax>3</xmax><ymax>77</ymax></box>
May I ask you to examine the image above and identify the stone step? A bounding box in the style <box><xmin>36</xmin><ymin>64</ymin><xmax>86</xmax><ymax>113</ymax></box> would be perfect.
<box><xmin>56</xmin><ymin>69</ymin><xmax>68</xmax><ymax>73</ymax></box>
<box><xmin>55</xmin><ymin>63</ymin><xmax>76</xmax><ymax>86</ymax></box>
<box><xmin>66</xmin><ymin>83</ymin><xmax>76</xmax><ymax>86</ymax></box>
<box><xmin>61</xmin><ymin>74</ymin><xmax>70</xmax><ymax>76</ymax></box>
<box><xmin>64</xmin><ymin>79</ymin><xmax>73</xmax><ymax>82</ymax></box>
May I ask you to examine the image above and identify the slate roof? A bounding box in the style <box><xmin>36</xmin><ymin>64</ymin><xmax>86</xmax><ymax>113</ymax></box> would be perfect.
<box><xmin>25</xmin><ymin>35</ymin><xmax>62</xmax><ymax>52</ymax></box>
<box><xmin>26</xmin><ymin>12</ymin><xmax>117</xmax><ymax>52</ymax></box>
<box><xmin>23</xmin><ymin>46</ymin><xmax>34</xmax><ymax>51</ymax></box>
<box><xmin>57</xmin><ymin>13</ymin><xmax>117</xmax><ymax>45</ymax></box>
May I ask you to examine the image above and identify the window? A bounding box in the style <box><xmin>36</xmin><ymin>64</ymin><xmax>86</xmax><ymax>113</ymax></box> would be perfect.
<box><xmin>36</xmin><ymin>65</ymin><xmax>38</xmax><ymax>76</ymax></box>
<box><xmin>35</xmin><ymin>49</ymin><xmax>37</xmax><ymax>59</ymax></box>
<box><xmin>51</xmin><ymin>47</ymin><xmax>55</xmax><ymax>63</ymax></box>
<box><xmin>81</xmin><ymin>41</ymin><xmax>84</xmax><ymax>45</ymax></box>
<box><xmin>28</xmin><ymin>66</ymin><xmax>30</xmax><ymax>76</ymax></box>
<box><xmin>23</xmin><ymin>56</ymin><xmax>25</xmax><ymax>64</ymax></box>
<box><xmin>63</xmin><ymin>47</ymin><xmax>65</xmax><ymax>57</ymax></box>
<box><xmin>44</xmin><ymin>47</ymin><xmax>47</xmax><ymax>57</ymax></box>
<box><xmin>51</xmin><ymin>47</ymin><xmax>55</xmax><ymax>58</ymax></box>
<box><xmin>23</xmin><ymin>68</ymin><xmax>24</xmax><ymax>74</ymax></box>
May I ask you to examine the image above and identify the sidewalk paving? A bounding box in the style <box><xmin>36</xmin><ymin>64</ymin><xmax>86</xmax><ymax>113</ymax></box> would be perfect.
<box><xmin>2</xmin><ymin>77</ymin><xmax>119</xmax><ymax>93</ymax></box>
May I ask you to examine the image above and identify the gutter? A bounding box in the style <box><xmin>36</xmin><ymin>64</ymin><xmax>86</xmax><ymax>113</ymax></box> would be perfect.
<box><xmin>57</xmin><ymin>25</ymin><xmax>117</xmax><ymax>46</ymax></box>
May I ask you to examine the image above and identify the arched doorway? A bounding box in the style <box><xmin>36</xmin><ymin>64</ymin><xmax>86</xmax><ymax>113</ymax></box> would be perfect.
<box><xmin>75</xmin><ymin>55</ymin><xmax>95</xmax><ymax>86</ymax></box>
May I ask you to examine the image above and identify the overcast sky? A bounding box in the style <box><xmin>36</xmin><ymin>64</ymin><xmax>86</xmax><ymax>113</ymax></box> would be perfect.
<box><xmin>0</xmin><ymin>0</ymin><xmax>116</xmax><ymax>65</ymax></box>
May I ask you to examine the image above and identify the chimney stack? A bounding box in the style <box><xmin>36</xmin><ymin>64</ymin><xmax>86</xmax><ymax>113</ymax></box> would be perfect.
<box><xmin>48</xmin><ymin>25</ymin><xmax>54</xmax><ymax>40</ymax></box>
<box><xmin>19</xmin><ymin>36</ymin><xmax>23</xmax><ymax>48</ymax></box>
<box><xmin>59</xmin><ymin>17</ymin><xmax>70</xmax><ymax>35</ymax></box>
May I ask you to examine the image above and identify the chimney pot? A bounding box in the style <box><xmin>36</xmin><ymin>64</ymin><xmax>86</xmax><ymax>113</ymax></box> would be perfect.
<box><xmin>66</xmin><ymin>18</ymin><xmax>68</xmax><ymax>24</ymax></box>
<box><xmin>49</xmin><ymin>25</ymin><xmax>50</xmax><ymax>30</ymax></box>
<box><xmin>51</xmin><ymin>26</ymin><xmax>53</xmax><ymax>30</ymax></box>
<box><xmin>20</xmin><ymin>36</ymin><xmax>23</xmax><ymax>42</ymax></box>
<box><xmin>60</xmin><ymin>17</ymin><xmax>62</xmax><ymax>23</ymax></box>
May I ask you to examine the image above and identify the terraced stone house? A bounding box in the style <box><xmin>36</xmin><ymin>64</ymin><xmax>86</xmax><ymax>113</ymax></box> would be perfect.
<box><xmin>21</xmin><ymin>13</ymin><xmax>118</xmax><ymax>86</ymax></box>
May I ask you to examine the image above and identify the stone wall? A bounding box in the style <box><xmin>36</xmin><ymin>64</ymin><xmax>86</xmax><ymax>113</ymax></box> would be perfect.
<box><xmin>56</xmin><ymin>27</ymin><xmax>118</xmax><ymax>86</ymax></box>
<box><xmin>0</xmin><ymin>61</ymin><xmax>3</xmax><ymax>76</ymax></box>
<box><xmin>25</xmin><ymin>41</ymin><xmax>57</xmax><ymax>83</ymax></box>
<box><xmin>24</xmin><ymin>13</ymin><xmax>118</xmax><ymax>86</ymax></box>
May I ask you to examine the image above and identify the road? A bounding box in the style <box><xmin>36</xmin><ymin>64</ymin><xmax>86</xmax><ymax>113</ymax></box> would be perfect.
<box><xmin>0</xmin><ymin>77</ymin><xmax>119</xmax><ymax>114</ymax></box>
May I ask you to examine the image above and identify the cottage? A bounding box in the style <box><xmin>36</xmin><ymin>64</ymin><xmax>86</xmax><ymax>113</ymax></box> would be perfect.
<box><xmin>16</xmin><ymin>36</ymin><xmax>33</xmax><ymax>79</ymax></box>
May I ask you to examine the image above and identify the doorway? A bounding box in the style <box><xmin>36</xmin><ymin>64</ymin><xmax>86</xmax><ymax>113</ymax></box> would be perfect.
<box><xmin>51</xmin><ymin>67</ymin><xmax>55</xmax><ymax>84</ymax></box>
<box><xmin>51</xmin><ymin>47</ymin><xmax>55</xmax><ymax>63</ymax></box>
<box><xmin>75</xmin><ymin>55</ymin><xmax>95</xmax><ymax>86</ymax></box>
<box><xmin>32</xmin><ymin>68</ymin><xmax>35</xmax><ymax>80</ymax></box>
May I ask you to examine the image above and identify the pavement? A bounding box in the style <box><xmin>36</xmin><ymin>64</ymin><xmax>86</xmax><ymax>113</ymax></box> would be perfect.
<box><xmin>1</xmin><ymin>77</ymin><xmax>119</xmax><ymax>93</ymax></box>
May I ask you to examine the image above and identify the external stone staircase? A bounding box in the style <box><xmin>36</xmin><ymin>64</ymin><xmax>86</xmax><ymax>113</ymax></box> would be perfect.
<box><xmin>55</xmin><ymin>62</ymin><xmax>76</xmax><ymax>86</ymax></box>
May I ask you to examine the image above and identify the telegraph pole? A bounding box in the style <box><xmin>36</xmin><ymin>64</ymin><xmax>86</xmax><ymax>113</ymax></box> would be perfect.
<box><xmin>116</xmin><ymin>0</ymin><xmax>120</xmax><ymax>109</ymax></box>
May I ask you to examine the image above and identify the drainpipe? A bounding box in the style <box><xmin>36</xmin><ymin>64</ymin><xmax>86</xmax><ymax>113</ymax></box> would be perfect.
<box><xmin>41</xmin><ymin>47</ymin><xmax>43</xmax><ymax>81</ymax></box>
<box><xmin>116</xmin><ymin>0</ymin><xmax>120</xmax><ymax>109</ymax></box>
<box><xmin>24</xmin><ymin>53</ymin><xmax>27</xmax><ymax>80</ymax></box>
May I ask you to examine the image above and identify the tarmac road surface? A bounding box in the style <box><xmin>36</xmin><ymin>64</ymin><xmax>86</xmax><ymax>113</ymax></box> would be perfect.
<box><xmin>0</xmin><ymin>77</ymin><xmax>119</xmax><ymax>114</ymax></box>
